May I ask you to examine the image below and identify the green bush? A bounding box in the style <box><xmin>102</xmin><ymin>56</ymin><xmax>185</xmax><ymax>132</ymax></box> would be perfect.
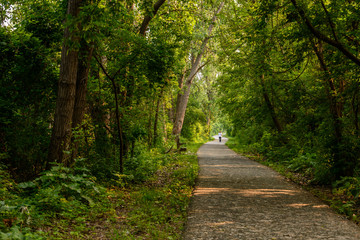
<box><xmin>19</xmin><ymin>160</ymin><xmax>104</xmax><ymax>209</ymax></box>
<box><xmin>1</xmin><ymin>159</ymin><xmax>106</xmax><ymax>237</ymax></box>
<box><xmin>0</xmin><ymin>225</ymin><xmax>44</xmax><ymax>240</ymax></box>
<box><xmin>334</xmin><ymin>177</ymin><xmax>360</xmax><ymax>200</ymax></box>
<box><xmin>288</xmin><ymin>152</ymin><xmax>317</xmax><ymax>173</ymax></box>
<box><xmin>0</xmin><ymin>164</ymin><xmax>16</xmax><ymax>201</ymax></box>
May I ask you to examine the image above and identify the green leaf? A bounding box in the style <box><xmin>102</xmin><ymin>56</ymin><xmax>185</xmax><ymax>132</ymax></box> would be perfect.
<box><xmin>18</xmin><ymin>182</ymin><xmax>36</xmax><ymax>189</ymax></box>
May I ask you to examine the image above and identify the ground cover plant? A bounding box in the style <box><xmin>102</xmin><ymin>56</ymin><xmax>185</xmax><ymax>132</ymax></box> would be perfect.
<box><xmin>0</xmin><ymin>143</ymin><xmax>201</xmax><ymax>239</ymax></box>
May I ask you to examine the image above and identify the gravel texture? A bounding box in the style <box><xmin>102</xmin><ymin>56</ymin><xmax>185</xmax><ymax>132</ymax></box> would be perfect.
<box><xmin>182</xmin><ymin>138</ymin><xmax>360</xmax><ymax>239</ymax></box>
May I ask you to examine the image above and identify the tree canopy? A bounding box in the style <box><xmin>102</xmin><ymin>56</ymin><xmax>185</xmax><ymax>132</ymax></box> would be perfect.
<box><xmin>2</xmin><ymin>0</ymin><xmax>360</xmax><ymax>237</ymax></box>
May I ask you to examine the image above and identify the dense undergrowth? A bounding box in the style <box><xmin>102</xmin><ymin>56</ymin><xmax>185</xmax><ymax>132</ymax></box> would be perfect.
<box><xmin>226</xmin><ymin>137</ymin><xmax>360</xmax><ymax>224</ymax></box>
<box><xmin>0</xmin><ymin>143</ymin><xmax>202</xmax><ymax>239</ymax></box>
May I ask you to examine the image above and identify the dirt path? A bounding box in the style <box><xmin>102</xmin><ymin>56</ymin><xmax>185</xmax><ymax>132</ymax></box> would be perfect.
<box><xmin>182</xmin><ymin>138</ymin><xmax>360</xmax><ymax>239</ymax></box>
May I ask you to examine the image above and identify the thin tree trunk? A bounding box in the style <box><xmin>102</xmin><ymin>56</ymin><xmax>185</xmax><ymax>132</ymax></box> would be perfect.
<box><xmin>147</xmin><ymin>100</ymin><xmax>154</xmax><ymax>149</ymax></box>
<box><xmin>163</xmin><ymin>103</ymin><xmax>168</xmax><ymax>142</ymax></box>
<box><xmin>153</xmin><ymin>89</ymin><xmax>163</xmax><ymax>147</ymax></box>
<box><xmin>95</xmin><ymin>56</ymin><xmax>124</xmax><ymax>173</ymax></box>
<box><xmin>172</xmin><ymin>2</ymin><xmax>224</xmax><ymax>148</ymax></box>
<box><xmin>260</xmin><ymin>74</ymin><xmax>283</xmax><ymax>133</ymax></box>
<box><xmin>48</xmin><ymin>0</ymin><xmax>82</xmax><ymax>166</ymax></box>
<box><xmin>114</xmin><ymin>85</ymin><xmax>124</xmax><ymax>173</ymax></box>
<box><xmin>352</xmin><ymin>91</ymin><xmax>359</xmax><ymax>134</ymax></box>
<box><xmin>312</xmin><ymin>41</ymin><xmax>343</xmax><ymax>141</ymax></box>
<box><xmin>206</xmin><ymin>108</ymin><xmax>211</xmax><ymax>135</ymax></box>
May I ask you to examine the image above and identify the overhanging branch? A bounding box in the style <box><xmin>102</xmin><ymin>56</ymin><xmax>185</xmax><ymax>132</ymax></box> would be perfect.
<box><xmin>290</xmin><ymin>0</ymin><xmax>360</xmax><ymax>67</ymax></box>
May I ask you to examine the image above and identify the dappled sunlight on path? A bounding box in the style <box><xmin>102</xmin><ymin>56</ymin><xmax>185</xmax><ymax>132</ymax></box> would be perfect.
<box><xmin>183</xmin><ymin>139</ymin><xmax>360</xmax><ymax>239</ymax></box>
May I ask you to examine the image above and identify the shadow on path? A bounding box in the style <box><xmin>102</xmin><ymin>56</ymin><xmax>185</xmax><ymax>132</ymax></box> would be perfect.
<box><xmin>183</xmin><ymin>139</ymin><xmax>360</xmax><ymax>239</ymax></box>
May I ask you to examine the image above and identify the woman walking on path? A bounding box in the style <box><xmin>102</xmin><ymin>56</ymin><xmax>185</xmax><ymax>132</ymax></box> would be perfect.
<box><xmin>218</xmin><ymin>131</ymin><xmax>222</xmax><ymax>142</ymax></box>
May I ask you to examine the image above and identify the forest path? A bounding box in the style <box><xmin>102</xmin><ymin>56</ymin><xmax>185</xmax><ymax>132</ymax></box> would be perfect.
<box><xmin>182</xmin><ymin>138</ymin><xmax>360</xmax><ymax>239</ymax></box>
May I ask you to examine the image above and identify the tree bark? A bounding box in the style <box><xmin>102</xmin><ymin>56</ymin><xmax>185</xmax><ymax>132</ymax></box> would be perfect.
<box><xmin>310</xmin><ymin>40</ymin><xmax>355</xmax><ymax>177</ymax></box>
<box><xmin>147</xmin><ymin>102</ymin><xmax>153</xmax><ymax>149</ymax></box>
<box><xmin>95</xmin><ymin>55</ymin><xmax>124</xmax><ymax>173</ymax></box>
<box><xmin>72</xmin><ymin>44</ymin><xmax>94</xmax><ymax>130</ymax></box>
<box><xmin>163</xmin><ymin>103</ymin><xmax>168</xmax><ymax>142</ymax></box>
<box><xmin>139</xmin><ymin>0</ymin><xmax>167</xmax><ymax>36</ymax></box>
<box><xmin>173</xmin><ymin>77</ymin><xmax>192</xmax><ymax>147</ymax></box>
<box><xmin>71</xmin><ymin>43</ymin><xmax>94</xmax><ymax>161</ymax></box>
<box><xmin>260</xmin><ymin>74</ymin><xmax>283</xmax><ymax>133</ymax></box>
<box><xmin>48</xmin><ymin>0</ymin><xmax>82</xmax><ymax>166</ymax></box>
<box><xmin>172</xmin><ymin>2</ymin><xmax>224</xmax><ymax>147</ymax></box>
<box><xmin>311</xmin><ymin>41</ymin><xmax>343</xmax><ymax>141</ymax></box>
<box><xmin>153</xmin><ymin>89</ymin><xmax>163</xmax><ymax>147</ymax></box>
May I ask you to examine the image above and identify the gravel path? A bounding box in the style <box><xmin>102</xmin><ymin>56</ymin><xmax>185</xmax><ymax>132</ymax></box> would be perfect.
<box><xmin>182</xmin><ymin>138</ymin><xmax>360</xmax><ymax>239</ymax></box>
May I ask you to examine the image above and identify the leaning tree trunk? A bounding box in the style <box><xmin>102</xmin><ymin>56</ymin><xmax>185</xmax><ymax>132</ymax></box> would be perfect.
<box><xmin>311</xmin><ymin>40</ymin><xmax>352</xmax><ymax>177</ymax></box>
<box><xmin>312</xmin><ymin>41</ymin><xmax>343</xmax><ymax>142</ymax></box>
<box><xmin>173</xmin><ymin>77</ymin><xmax>193</xmax><ymax>148</ymax></box>
<box><xmin>47</xmin><ymin>0</ymin><xmax>82</xmax><ymax>167</ymax></box>
<box><xmin>172</xmin><ymin>2</ymin><xmax>224</xmax><ymax>148</ymax></box>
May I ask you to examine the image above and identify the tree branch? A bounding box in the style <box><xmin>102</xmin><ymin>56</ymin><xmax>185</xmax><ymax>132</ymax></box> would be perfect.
<box><xmin>320</xmin><ymin>0</ymin><xmax>338</xmax><ymax>42</ymax></box>
<box><xmin>290</xmin><ymin>0</ymin><xmax>360</xmax><ymax>67</ymax></box>
<box><xmin>187</xmin><ymin>61</ymin><xmax>209</xmax><ymax>83</ymax></box>
<box><xmin>94</xmin><ymin>55</ymin><xmax>114</xmax><ymax>81</ymax></box>
<box><xmin>139</xmin><ymin>0</ymin><xmax>167</xmax><ymax>36</ymax></box>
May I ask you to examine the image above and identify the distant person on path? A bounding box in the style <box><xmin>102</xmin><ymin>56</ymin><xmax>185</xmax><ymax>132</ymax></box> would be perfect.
<box><xmin>218</xmin><ymin>131</ymin><xmax>222</xmax><ymax>142</ymax></box>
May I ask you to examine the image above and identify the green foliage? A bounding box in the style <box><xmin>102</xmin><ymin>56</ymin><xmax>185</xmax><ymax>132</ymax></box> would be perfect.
<box><xmin>123</xmin><ymin>150</ymin><xmax>163</xmax><ymax>183</ymax></box>
<box><xmin>0</xmin><ymin>164</ymin><xmax>15</xmax><ymax>201</ymax></box>
<box><xmin>20</xmin><ymin>160</ymin><xmax>104</xmax><ymax>209</ymax></box>
<box><xmin>0</xmin><ymin>4</ymin><xmax>59</xmax><ymax>179</ymax></box>
<box><xmin>109</xmin><ymin>145</ymin><xmax>200</xmax><ymax>239</ymax></box>
<box><xmin>0</xmin><ymin>225</ymin><xmax>44</xmax><ymax>240</ymax></box>
<box><xmin>217</xmin><ymin>0</ymin><xmax>360</xmax><ymax>182</ymax></box>
<box><xmin>0</xmin><ymin>160</ymin><xmax>106</xmax><ymax>237</ymax></box>
<box><xmin>331</xmin><ymin>177</ymin><xmax>360</xmax><ymax>221</ymax></box>
<box><xmin>334</xmin><ymin>177</ymin><xmax>360</xmax><ymax>200</ymax></box>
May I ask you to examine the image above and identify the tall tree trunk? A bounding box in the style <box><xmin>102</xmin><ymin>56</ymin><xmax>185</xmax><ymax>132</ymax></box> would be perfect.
<box><xmin>95</xmin><ymin>56</ymin><xmax>124</xmax><ymax>173</ymax></box>
<box><xmin>173</xmin><ymin>77</ymin><xmax>192</xmax><ymax>147</ymax></box>
<box><xmin>260</xmin><ymin>74</ymin><xmax>283</xmax><ymax>133</ymax></box>
<box><xmin>172</xmin><ymin>2</ymin><xmax>224</xmax><ymax>147</ymax></box>
<box><xmin>71</xmin><ymin>43</ymin><xmax>94</xmax><ymax>161</ymax></box>
<box><xmin>48</xmin><ymin>0</ymin><xmax>82</xmax><ymax>166</ymax></box>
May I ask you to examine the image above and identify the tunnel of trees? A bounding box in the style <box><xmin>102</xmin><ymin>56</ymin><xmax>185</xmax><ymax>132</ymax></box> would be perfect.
<box><xmin>1</xmin><ymin>0</ymin><xmax>360</xmax><ymax>238</ymax></box>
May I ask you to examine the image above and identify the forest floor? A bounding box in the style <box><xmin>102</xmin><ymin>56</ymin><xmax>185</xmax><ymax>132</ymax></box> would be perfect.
<box><xmin>182</xmin><ymin>138</ymin><xmax>360</xmax><ymax>239</ymax></box>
